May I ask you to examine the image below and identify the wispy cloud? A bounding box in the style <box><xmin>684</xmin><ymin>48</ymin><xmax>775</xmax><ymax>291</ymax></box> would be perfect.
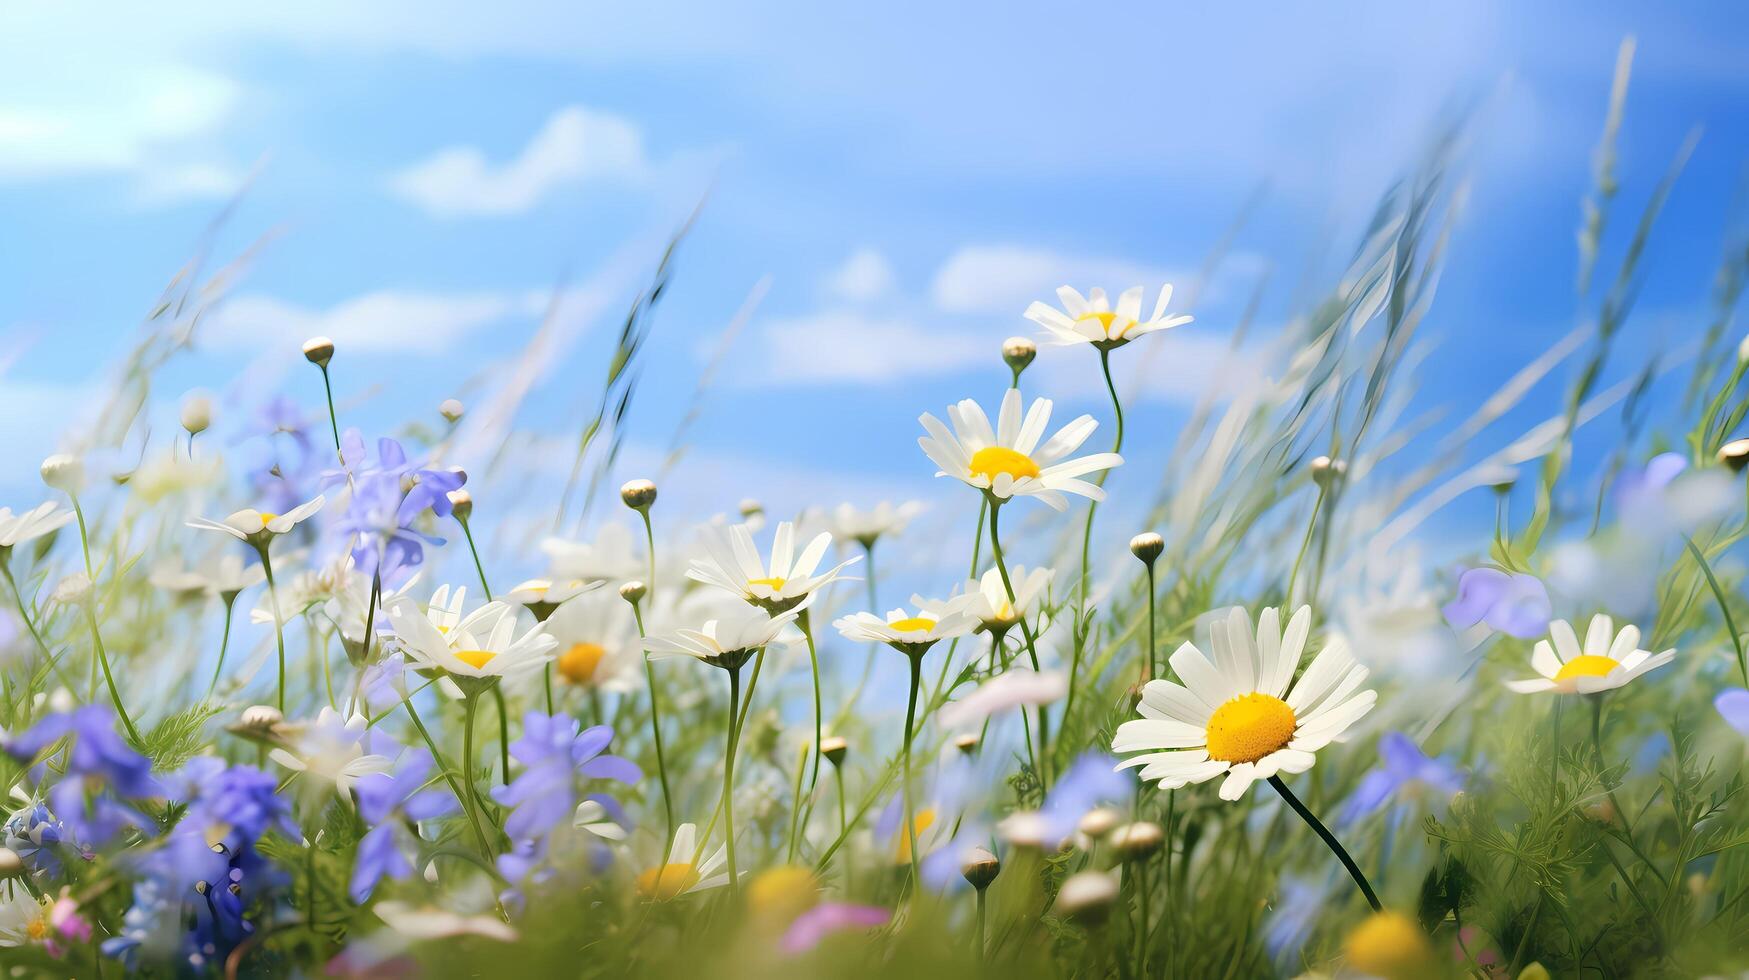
<box><xmin>205</xmin><ymin>289</ymin><xmax>549</xmax><ymax>353</ymax></box>
<box><xmin>752</xmin><ymin>310</ymin><xmax>987</xmax><ymax>385</ymax></box>
<box><xmin>389</xmin><ymin>105</ymin><xmax>648</xmax><ymax>217</ymax></box>
<box><xmin>823</xmin><ymin>248</ymin><xmax>896</xmax><ymax>301</ymax></box>
<box><xmin>930</xmin><ymin>244</ymin><xmax>1189</xmax><ymax>316</ymax></box>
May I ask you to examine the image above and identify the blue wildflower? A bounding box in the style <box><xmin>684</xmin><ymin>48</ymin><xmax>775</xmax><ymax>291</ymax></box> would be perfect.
<box><xmin>5</xmin><ymin>705</ymin><xmax>160</xmax><ymax>845</ymax></box>
<box><xmin>351</xmin><ymin>750</ymin><xmax>457</xmax><ymax>901</ymax></box>
<box><xmin>3</xmin><ymin>802</ymin><xmax>81</xmax><ymax>877</ymax></box>
<box><xmin>1337</xmin><ymin>732</ymin><xmax>1464</xmax><ymax>827</ymax></box>
<box><xmin>1441</xmin><ymin>567</ymin><xmax>1551</xmax><ymax>639</ymax></box>
<box><xmin>491</xmin><ymin>712</ymin><xmax>639</xmax><ymax>886</ymax></box>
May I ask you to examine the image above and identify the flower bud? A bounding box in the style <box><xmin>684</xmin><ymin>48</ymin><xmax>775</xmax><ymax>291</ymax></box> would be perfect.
<box><xmin>954</xmin><ymin>733</ymin><xmax>980</xmax><ymax>755</ymax></box>
<box><xmin>619</xmin><ymin>580</ymin><xmax>648</xmax><ymax>605</ymax></box>
<box><xmin>1053</xmin><ymin>871</ymin><xmax>1119</xmax><ymax>925</ymax></box>
<box><xmin>240</xmin><ymin>704</ymin><xmax>284</xmax><ymax>731</ymax></box>
<box><xmin>180</xmin><ymin>393</ymin><xmax>213</xmax><ymax>435</ymax></box>
<box><xmin>1110</xmin><ymin>821</ymin><xmax>1164</xmax><ymax>861</ymax></box>
<box><xmin>1078</xmin><ymin>807</ymin><xmax>1121</xmax><ymax>842</ymax></box>
<box><xmin>439</xmin><ymin>398</ymin><xmax>465</xmax><ymax>424</ymax></box>
<box><xmin>1718</xmin><ymin>438</ymin><xmax>1749</xmax><ymax>474</ymax></box>
<box><xmin>302</xmin><ymin>336</ymin><xmax>335</xmax><ymax>367</ymax></box>
<box><xmin>961</xmin><ymin>846</ymin><xmax>1000</xmax><ymax>890</ymax></box>
<box><xmin>1310</xmin><ymin>455</ymin><xmax>1346</xmax><ymax>488</ymax></box>
<box><xmin>620</xmin><ymin>479</ymin><xmax>658</xmax><ymax>512</ymax></box>
<box><xmin>40</xmin><ymin>453</ymin><xmax>85</xmax><ymax>494</ymax></box>
<box><xmin>0</xmin><ymin>847</ymin><xmax>23</xmax><ymax>879</ymax></box>
<box><xmin>739</xmin><ymin>498</ymin><xmax>764</xmax><ymax>520</ymax></box>
<box><xmin>821</xmin><ymin>735</ymin><xmax>849</xmax><ymax>766</ymax></box>
<box><xmin>1003</xmin><ymin>336</ymin><xmax>1037</xmax><ymax>375</ymax></box>
<box><xmin>1129</xmin><ymin>531</ymin><xmax>1164</xmax><ymax>565</ymax></box>
<box><xmin>1739</xmin><ymin>333</ymin><xmax>1749</xmax><ymax>364</ymax></box>
<box><xmin>447</xmin><ymin>489</ymin><xmax>473</xmax><ymax>522</ymax></box>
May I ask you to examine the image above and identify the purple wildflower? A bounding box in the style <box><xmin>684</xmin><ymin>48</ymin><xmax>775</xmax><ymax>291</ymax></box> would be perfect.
<box><xmin>491</xmin><ymin>712</ymin><xmax>639</xmax><ymax>886</ymax></box>
<box><xmin>781</xmin><ymin>903</ymin><xmax>890</xmax><ymax>954</ymax></box>
<box><xmin>1442</xmin><ymin>567</ymin><xmax>1551</xmax><ymax>639</ymax></box>
<box><xmin>1337</xmin><ymin>732</ymin><xmax>1464</xmax><ymax>827</ymax></box>
<box><xmin>5</xmin><ymin>705</ymin><xmax>160</xmax><ymax>845</ymax></box>
<box><xmin>1715</xmin><ymin>688</ymin><xmax>1749</xmax><ymax>736</ymax></box>
<box><xmin>351</xmin><ymin>751</ymin><xmax>457</xmax><ymax>901</ymax></box>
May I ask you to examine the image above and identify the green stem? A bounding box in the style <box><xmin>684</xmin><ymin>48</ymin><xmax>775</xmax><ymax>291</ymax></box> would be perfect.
<box><xmin>975</xmin><ymin>887</ymin><xmax>988</xmax><ymax>961</ymax></box>
<box><xmin>1268</xmin><ymin>775</ymin><xmax>1380</xmax><ymax>911</ymax></box>
<box><xmin>902</xmin><ymin>651</ymin><xmax>923</xmax><ymax>891</ymax></box>
<box><xmin>70</xmin><ymin>498</ymin><xmax>140</xmax><ymax>743</ymax></box>
<box><xmin>404</xmin><ymin>698</ymin><xmax>495</xmax><ymax>860</ymax></box>
<box><xmin>1684</xmin><ymin>535</ymin><xmax>1746</xmax><ymax>685</ymax></box>
<box><xmin>724</xmin><ymin>664</ymin><xmax>743</xmax><ymax>897</ymax></box>
<box><xmin>3</xmin><ymin>559</ymin><xmax>73</xmax><ymax>692</ymax></box>
<box><xmin>987</xmin><ymin>499</ymin><xmax>1048</xmax><ymax>774</ymax></box>
<box><xmin>259</xmin><ymin>545</ymin><xmax>289</xmax><ymax>713</ymax></box>
<box><xmin>319</xmin><ymin>365</ymin><xmax>344</xmax><ymax>461</ymax></box>
<box><xmin>493</xmin><ymin>686</ymin><xmax>512</xmax><ymax>787</ymax></box>
<box><xmin>206</xmin><ymin>597</ymin><xmax>236</xmax><ymax>699</ymax></box>
<box><xmin>629</xmin><ymin>602</ymin><xmax>676</xmax><ymax>856</ymax></box>
<box><xmin>1285</xmin><ymin>484</ymin><xmax>1328</xmax><ymax>611</ymax></box>
<box><xmin>1078</xmin><ymin>347</ymin><xmax>1126</xmax><ymax>611</ymax></box>
<box><xmin>1145</xmin><ymin>562</ymin><xmax>1158</xmax><ymax>680</ymax></box>
<box><xmin>800</xmin><ymin>609</ymin><xmax>824</xmax><ymax>803</ymax></box>
<box><xmin>462</xmin><ymin>694</ymin><xmax>491</xmax><ymax>855</ymax></box>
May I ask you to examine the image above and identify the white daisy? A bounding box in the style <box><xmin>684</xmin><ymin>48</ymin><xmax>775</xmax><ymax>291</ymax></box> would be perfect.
<box><xmin>919</xmin><ymin>389</ymin><xmax>1122</xmax><ymax>511</ymax></box>
<box><xmin>375</xmin><ymin>901</ymin><xmax>518</xmax><ymax>942</ymax></box>
<box><xmin>0</xmin><ymin>502</ymin><xmax>73</xmax><ymax>552</ymax></box>
<box><xmin>503</xmin><ymin>577</ymin><xmax>604</xmax><ymax>620</ymax></box>
<box><xmin>268</xmin><ymin>706</ymin><xmax>393</xmax><ymax>795</ymax></box>
<box><xmin>545</xmin><ymin>586</ymin><xmax>643</xmax><ymax>692</ymax></box>
<box><xmin>150</xmin><ymin>552</ymin><xmax>265</xmax><ymax>602</ymax></box>
<box><xmin>1023</xmin><ymin>284</ymin><xmax>1192</xmax><ymax>350</ymax></box>
<box><xmin>636</xmin><ymin>822</ymin><xmax>730</xmax><ymax>901</ymax></box>
<box><xmin>918</xmin><ymin>565</ymin><xmax>1052</xmax><ymax>637</ymax></box>
<box><xmin>644</xmin><ymin>606</ymin><xmax>800</xmax><ymax>671</ymax></box>
<box><xmin>833</xmin><ymin>603</ymin><xmax>978</xmax><ymax>657</ymax></box>
<box><xmin>687</xmin><ymin>520</ymin><xmax>858</xmax><ymax>614</ymax></box>
<box><xmin>827</xmin><ymin>501</ymin><xmax>924</xmax><ymax>549</ymax></box>
<box><xmin>387</xmin><ymin>594</ymin><xmax>556</xmax><ymax>682</ymax></box>
<box><xmin>1505</xmin><ymin>614</ymin><xmax>1675</xmax><ymax>695</ymax></box>
<box><xmin>187</xmin><ymin>495</ymin><xmax>325</xmax><ymax>545</ymax></box>
<box><xmin>1112</xmin><ymin>606</ymin><xmax>1378</xmax><ymax>801</ymax></box>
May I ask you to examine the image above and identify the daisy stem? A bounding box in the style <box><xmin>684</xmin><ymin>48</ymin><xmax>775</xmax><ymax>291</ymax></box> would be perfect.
<box><xmin>70</xmin><ymin>495</ymin><xmax>140</xmax><ymax>743</ymax></box>
<box><xmin>1077</xmin><ymin>348</ymin><xmax>1125</xmax><ymax>613</ymax></box>
<box><xmin>206</xmin><ymin>596</ymin><xmax>236</xmax><ymax>699</ymax></box>
<box><xmin>461</xmin><ymin>693</ymin><xmax>492</xmax><ymax>857</ymax></box>
<box><xmin>835</xmin><ymin>763</ymin><xmax>850</xmax><ymax>891</ymax></box>
<box><xmin>1683</xmin><ymin>534</ymin><xmax>1747</xmax><ymax>685</ymax></box>
<box><xmin>901</xmin><ymin>651</ymin><xmax>924</xmax><ymax>892</ymax></box>
<box><xmin>456</xmin><ymin>517</ymin><xmax>514</xmax><ymax>785</ymax></box>
<box><xmin>975</xmin><ymin>886</ymin><xmax>988</xmax><ymax>960</ymax></box>
<box><xmin>3</xmin><ymin>558</ymin><xmax>75</xmax><ymax>693</ymax></box>
<box><xmin>318</xmin><ymin>364</ymin><xmax>344</xmax><ymax>462</ymax></box>
<box><xmin>987</xmin><ymin>498</ymin><xmax>1049</xmax><ymax>777</ymax></box>
<box><xmin>257</xmin><ymin>543</ymin><xmax>289</xmax><ymax>714</ymax></box>
<box><xmin>800</xmin><ymin>608</ymin><xmax>824</xmax><ymax>803</ymax></box>
<box><xmin>404</xmin><ymin>698</ymin><xmax>495</xmax><ymax>861</ymax></box>
<box><xmin>1267</xmin><ymin>775</ymin><xmax>1380</xmax><ymax>911</ymax></box>
<box><xmin>629</xmin><ymin>600</ymin><xmax>676</xmax><ymax>861</ymax></box>
<box><xmin>1145</xmin><ymin>562</ymin><xmax>1158</xmax><ymax>680</ymax></box>
<box><xmin>723</xmin><ymin>663</ymin><xmax>744</xmax><ymax>898</ymax></box>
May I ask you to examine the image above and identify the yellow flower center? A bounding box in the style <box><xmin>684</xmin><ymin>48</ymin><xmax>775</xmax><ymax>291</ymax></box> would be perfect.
<box><xmin>889</xmin><ymin>616</ymin><xmax>937</xmax><ymax>633</ymax></box>
<box><xmin>1553</xmin><ymin>655</ymin><xmax>1619</xmax><ymax>682</ymax></box>
<box><xmin>748</xmin><ymin>576</ymin><xmax>787</xmax><ymax>591</ymax></box>
<box><xmin>1343</xmin><ymin>910</ymin><xmax>1433</xmax><ymax>979</ymax></box>
<box><xmin>1204</xmin><ymin>693</ymin><xmax>1297</xmax><ymax>764</ymax></box>
<box><xmin>558</xmin><ymin>642</ymin><xmax>607</xmax><ymax>684</ymax></box>
<box><xmin>1077</xmin><ymin>310</ymin><xmax>1133</xmax><ymax>338</ymax></box>
<box><xmin>968</xmin><ymin>446</ymin><xmax>1041</xmax><ymax>482</ymax></box>
<box><xmin>636</xmin><ymin>862</ymin><xmax>700</xmax><ymax>901</ymax></box>
<box><xmin>453</xmin><ymin>649</ymin><xmax>496</xmax><ymax>670</ymax></box>
<box><xmin>895</xmin><ymin>807</ymin><xmax>937</xmax><ymax>864</ymax></box>
<box><xmin>27</xmin><ymin>917</ymin><xmax>46</xmax><ymax>940</ymax></box>
<box><xmin>747</xmin><ymin>865</ymin><xmax>820</xmax><ymax>925</ymax></box>
<box><xmin>258</xmin><ymin>512</ymin><xmax>279</xmax><ymax>526</ymax></box>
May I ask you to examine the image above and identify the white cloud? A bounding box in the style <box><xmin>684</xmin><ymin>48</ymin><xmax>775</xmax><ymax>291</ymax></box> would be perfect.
<box><xmin>0</xmin><ymin>63</ymin><xmax>238</xmax><ymax>184</ymax></box>
<box><xmin>930</xmin><ymin>245</ymin><xmax>1189</xmax><ymax>316</ymax></box>
<box><xmin>753</xmin><ymin>310</ymin><xmax>987</xmax><ymax>385</ymax></box>
<box><xmin>1032</xmin><ymin>330</ymin><xmax>1269</xmax><ymax>408</ymax></box>
<box><xmin>824</xmin><ymin>248</ymin><xmax>896</xmax><ymax>301</ymax></box>
<box><xmin>389</xmin><ymin>106</ymin><xmax>648</xmax><ymax>217</ymax></box>
<box><xmin>206</xmin><ymin>289</ymin><xmax>549</xmax><ymax>353</ymax></box>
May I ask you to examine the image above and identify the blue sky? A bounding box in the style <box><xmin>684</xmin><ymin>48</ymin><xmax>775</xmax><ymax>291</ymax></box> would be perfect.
<box><xmin>2</xmin><ymin>2</ymin><xmax>1747</xmax><ymax>581</ymax></box>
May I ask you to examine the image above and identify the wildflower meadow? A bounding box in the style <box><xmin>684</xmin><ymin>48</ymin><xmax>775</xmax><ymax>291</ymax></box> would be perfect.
<box><xmin>5</xmin><ymin>21</ymin><xmax>1749</xmax><ymax>980</ymax></box>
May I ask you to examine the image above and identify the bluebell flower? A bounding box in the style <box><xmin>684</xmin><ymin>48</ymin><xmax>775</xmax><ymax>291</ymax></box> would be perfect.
<box><xmin>325</xmin><ymin>429</ymin><xmax>465</xmax><ymax>585</ymax></box>
<box><xmin>351</xmin><ymin>750</ymin><xmax>457</xmax><ymax>901</ymax></box>
<box><xmin>491</xmin><ymin>712</ymin><xmax>639</xmax><ymax>886</ymax></box>
<box><xmin>1337</xmin><ymin>732</ymin><xmax>1463</xmax><ymax>827</ymax></box>
<box><xmin>1441</xmin><ymin>567</ymin><xmax>1551</xmax><ymax>639</ymax></box>
<box><xmin>5</xmin><ymin>705</ymin><xmax>160</xmax><ymax>845</ymax></box>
